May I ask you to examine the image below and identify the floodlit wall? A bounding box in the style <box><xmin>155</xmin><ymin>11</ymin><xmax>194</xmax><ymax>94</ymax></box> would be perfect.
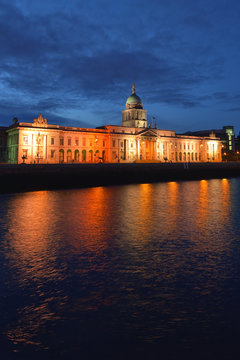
<box><xmin>6</xmin><ymin>122</ymin><xmax>222</xmax><ymax>164</ymax></box>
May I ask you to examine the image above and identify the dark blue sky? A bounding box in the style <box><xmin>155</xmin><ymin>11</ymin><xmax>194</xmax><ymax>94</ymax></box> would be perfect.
<box><xmin>0</xmin><ymin>0</ymin><xmax>240</xmax><ymax>133</ymax></box>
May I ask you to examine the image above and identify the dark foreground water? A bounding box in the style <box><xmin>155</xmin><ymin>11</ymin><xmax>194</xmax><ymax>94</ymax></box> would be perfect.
<box><xmin>1</xmin><ymin>178</ymin><xmax>240</xmax><ymax>359</ymax></box>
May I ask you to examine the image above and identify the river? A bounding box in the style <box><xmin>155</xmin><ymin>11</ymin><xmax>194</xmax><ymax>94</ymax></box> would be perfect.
<box><xmin>1</xmin><ymin>178</ymin><xmax>240</xmax><ymax>359</ymax></box>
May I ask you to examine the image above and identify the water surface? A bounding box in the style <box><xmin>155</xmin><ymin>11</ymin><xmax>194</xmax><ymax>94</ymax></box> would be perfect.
<box><xmin>1</xmin><ymin>179</ymin><xmax>240</xmax><ymax>359</ymax></box>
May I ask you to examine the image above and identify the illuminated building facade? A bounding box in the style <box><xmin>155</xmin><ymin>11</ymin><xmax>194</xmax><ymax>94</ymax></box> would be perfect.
<box><xmin>6</xmin><ymin>85</ymin><xmax>222</xmax><ymax>164</ymax></box>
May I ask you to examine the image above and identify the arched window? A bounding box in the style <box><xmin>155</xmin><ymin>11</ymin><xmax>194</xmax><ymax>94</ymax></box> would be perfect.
<box><xmin>95</xmin><ymin>150</ymin><xmax>99</xmax><ymax>162</ymax></box>
<box><xmin>183</xmin><ymin>152</ymin><xmax>186</xmax><ymax>161</ymax></box>
<box><xmin>82</xmin><ymin>150</ymin><xmax>86</xmax><ymax>161</ymax></box>
<box><xmin>179</xmin><ymin>152</ymin><xmax>182</xmax><ymax>161</ymax></box>
<box><xmin>59</xmin><ymin>149</ymin><xmax>64</xmax><ymax>163</ymax></box>
<box><xmin>74</xmin><ymin>150</ymin><xmax>79</xmax><ymax>162</ymax></box>
<box><xmin>89</xmin><ymin>149</ymin><xmax>93</xmax><ymax>161</ymax></box>
<box><xmin>67</xmin><ymin>149</ymin><xmax>72</xmax><ymax>163</ymax></box>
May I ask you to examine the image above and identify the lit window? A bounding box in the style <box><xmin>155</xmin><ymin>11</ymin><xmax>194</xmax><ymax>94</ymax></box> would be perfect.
<box><xmin>22</xmin><ymin>149</ymin><xmax>28</xmax><ymax>158</ymax></box>
<box><xmin>112</xmin><ymin>151</ymin><xmax>117</xmax><ymax>160</ymax></box>
<box><xmin>23</xmin><ymin>136</ymin><xmax>28</xmax><ymax>145</ymax></box>
<box><xmin>131</xmin><ymin>143</ymin><xmax>133</xmax><ymax>148</ymax></box>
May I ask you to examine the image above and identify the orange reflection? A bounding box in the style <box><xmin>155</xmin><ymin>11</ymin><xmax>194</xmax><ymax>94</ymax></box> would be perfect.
<box><xmin>166</xmin><ymin>182</ymin><xmax>179</xmax><ymax>233</ymax></box>
<box><xmin>6</xmin><ymin>191</ymin><xmax>60</xmax><ymax>281</ymax></box>
<box><xmin>195</xmin><ymin>178</ymin><xmax>231</xmax><ymax>253</ymax></box>
<box><xmin>196</xmin><ymin>180</ymin><xmax>209</xmax><ymax>227</ymax></box>
<box><xmin>110</xmin><ymin>183</ymin><xmax>156</xmax><ymax>246</ymax></box>
<box><xmin>66</xmin><ymin>186</ymin><xmax>110</xmax><ymax>253</ymax></box>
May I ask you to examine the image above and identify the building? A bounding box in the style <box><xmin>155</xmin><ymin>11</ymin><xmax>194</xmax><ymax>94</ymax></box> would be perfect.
<box><xmin>5</xmin><ymin>84</ymin><xmax>222</xmax><ymax>164</ymax></box>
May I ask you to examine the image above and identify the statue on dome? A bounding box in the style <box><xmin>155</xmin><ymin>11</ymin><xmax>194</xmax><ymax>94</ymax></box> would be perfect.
<box><xmin>132</xmin><ymin>83</ymin><xmax>136</xmax><ymax>94</ymax></box>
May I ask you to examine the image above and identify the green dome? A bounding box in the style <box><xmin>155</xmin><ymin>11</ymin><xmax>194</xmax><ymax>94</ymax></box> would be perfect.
<box><xmin>126</xmin><ymin>94</ymin><xmax>142</xmax><ymax>105</ymax></box>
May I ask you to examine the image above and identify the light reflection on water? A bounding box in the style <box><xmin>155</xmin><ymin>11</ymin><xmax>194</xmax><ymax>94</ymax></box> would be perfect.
<box><xmin>1</xmin><ymin>179</ymin><xmax>240</xmax><ymax>359</ymax></box>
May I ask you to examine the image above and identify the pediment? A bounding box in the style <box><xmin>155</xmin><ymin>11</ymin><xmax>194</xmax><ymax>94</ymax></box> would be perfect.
<box><xmin>138</xmin><ymin>129</ymin><xmax>158</xmax><ymax>137</ymax></box>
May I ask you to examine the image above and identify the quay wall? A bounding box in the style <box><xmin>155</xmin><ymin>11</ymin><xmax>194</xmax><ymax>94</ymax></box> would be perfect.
<box><xmin>0</xmin><ymin>162</ymin><xmax>240</xmax><ymax>193</ymax></box>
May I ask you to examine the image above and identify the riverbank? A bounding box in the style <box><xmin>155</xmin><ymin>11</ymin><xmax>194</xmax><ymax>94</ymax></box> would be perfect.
<box><xmin>0</xmin><ymin>162</ymin><xmax>240</xmax><ymax>193</ymax></box>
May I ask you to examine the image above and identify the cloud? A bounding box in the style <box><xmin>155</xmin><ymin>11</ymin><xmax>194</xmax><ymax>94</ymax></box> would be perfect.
<box><xmin>0</xmin><ymin>0</ymin><xmax>239</xmax><ymax>132</ymax></box>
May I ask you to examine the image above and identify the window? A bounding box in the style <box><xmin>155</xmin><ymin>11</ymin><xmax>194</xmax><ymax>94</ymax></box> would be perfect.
<box><xmin>75</xmin><ymin>139</ymin><xmax>79</xmax><ymax>146</ymax></box>
<box><xmin>121</xmin><ymin>142</ymin><xmax>123</xmax><ymax>147</ymax></box>
<box><xmin>83</xmin><ymin>138</ymin><xmax>86</xmax><ymax>146</ymax></box>
<box><xmin>60</xmin><ymin>137</ymin><xmax>64</xmax><ymax>146</ymax></box>
<box><xmin>51</xmin><ymin>137</ymin><xmax>55</xmax><ymax>145</ymax></box>
<box><xmin>59</xmin><ymin>149</ymin><xmax>64</xmax><ymax>163</ymax></box>
<box><xmin>74</xmin><ymin>150</ymin><xmax>79</xmax><ymax>161</ymax></box>
<box><xmin>131</xmin><ymin>143</ymin><xmax>133</xmax><ymax>148</ymax></box>
<box><xmin>103</xmin><ymin>140</ymin><xmax>105</xmax><ymax>147</ymax></box>
<box><xmin>112</xmin><ymin>151</ymin><xmax>117</xmax><ymax>160</ymax></box>
<box><xmin>67</xmin><ymin>149</ymin><xmax>72</xmax><ymax>162</ymax></box>
<box><xmin>112</xmin><ymin>140</ymin><xmax>116</xmax><ymax>147</ymax></box>
<box><xmin>23</xmin><ymin>136</ymin><xmax>28</xmax><ymax>145</ymax></box>
<box><xmin>89</xmin><ymin>140</ymin><xmax>92</xmax><ymax>146</ymax></box>
<box><xmin>89</xmin><ymin>149</ymin><xmax>93</xmax><ymax>161</ymax></box>
<box><xmin>22</xmin><ymin>149</ymin><xmax>28</xmax><ymax>158</ymax></box>
<box><xmin>51</xmin><ymin>150</ymin><xmax>55</xmax><ymax>158</ymax></box>
<box><xmin>68</xmin><ymin>138</ymin><xmax>71</xmax><ymax>146</ymax></box>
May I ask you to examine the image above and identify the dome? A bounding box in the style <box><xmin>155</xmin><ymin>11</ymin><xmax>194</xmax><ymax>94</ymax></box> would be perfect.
<box><xmin>126</xmin><ymin>83</ymin><xmax>143</xmax><ymax>109</ymax></box>
<box><xmin>126</xmin><ymin>94</ymin><xmax>142</xmax><ymax>105</ymax></box>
